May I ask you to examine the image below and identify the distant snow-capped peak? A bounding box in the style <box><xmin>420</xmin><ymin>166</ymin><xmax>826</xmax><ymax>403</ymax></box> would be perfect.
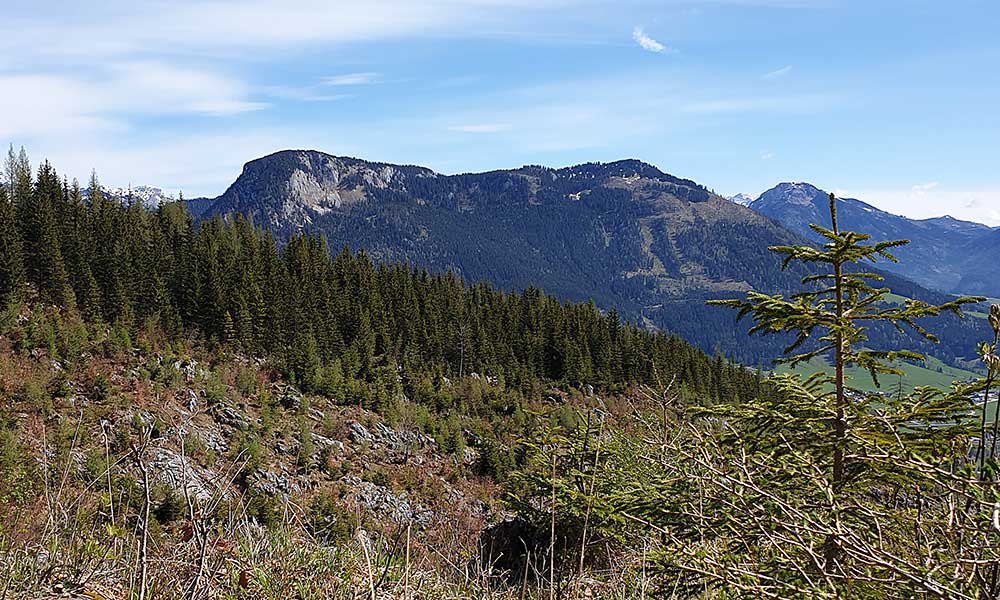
<box><xmin>728</xmin><ymin>193</ymin><xmax>756</xmax><ymax>207</ymax></box>
<box><xmin>82</xmin><ymin>185</ymin><xmax>176</xmax><ymax>208</ymax></box>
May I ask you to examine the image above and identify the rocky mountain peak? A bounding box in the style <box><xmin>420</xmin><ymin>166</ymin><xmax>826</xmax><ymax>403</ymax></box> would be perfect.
<box><xmin>756</xmin><ymin>182</ymin><xmax>825</xmax><ymax>207</ymax></box>
<box><xmin>747</xmin><ymin>181</ymin><xmax>999</xmax><ymax>296</ymax></box>
<box><xmin>209</xmin><ymin>150</ymin><xmax>438</xmax><ymax>229</ymax></box>
<box><xmin>204</xmin><ymin>152</ymin><xmax>722</xmax><ymax>232</ymax></box>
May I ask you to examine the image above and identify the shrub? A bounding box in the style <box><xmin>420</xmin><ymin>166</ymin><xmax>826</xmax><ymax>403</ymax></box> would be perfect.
<box><xmin>235</xmin><ymin>365</ymin><xmax>259</xmax><ymax>397</ymax></box>
<box><xmin>246</xmin><ymin>493</ymin><xmax>283</xmax><ymax>529</ymax></box>
<box><xmin>0</xmin><ymin>426</ymin><xmax>38</xmax><ymax>508</ymax></box>
<box><xmin>153</xmin><ymin>485</ymin><xmax>184</xmax><ymax>524</ymax></box>
<box><xmin>306</xmin><ymin>493</ymin><xmax>357</xmax><ymax>544</ymax></box>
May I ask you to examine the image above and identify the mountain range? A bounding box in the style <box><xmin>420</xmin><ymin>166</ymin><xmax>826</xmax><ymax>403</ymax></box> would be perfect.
<box><xmin>747</xmin><ymin>182</ymin><xmax>999</xmax><ymax>297</ymax></box>
<box><xmin>82</xmin><ymin>184</ymin><xmax>175</xmax><ymax>208</ymax></box>
<box><xmin>177</xmin><ymin>149</ymin><xmax>993</xmax><ymax>368</ymax></box>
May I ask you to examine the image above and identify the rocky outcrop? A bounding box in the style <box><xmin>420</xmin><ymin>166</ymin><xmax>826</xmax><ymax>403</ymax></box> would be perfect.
<box><xmin>340</xmin><ymin>475</ymin><xmax>433</xmax><ymax>527</ymax></box>
<box><xmin>347</xmin><ymin>420</ymin><xmax>437</xmax><ymax>465</ymax></box>
<box><xmin>248</xmin><ymin>468</ymin><xmax>302</xmax><ymax>497</ymax></box>
<box><xmin>211</xmin><ymin>401</ymin><xmax>252</xmax><ymax>430</ymax></box>
<box><xmin>71</xmin><ymin>359</ymin><xmax>491</xmax><ymax>538</ymax></box>
<box><xmin>146</xmin><ymin>447</ymin><xmax>221</xmax><ymax>505</ymax></box>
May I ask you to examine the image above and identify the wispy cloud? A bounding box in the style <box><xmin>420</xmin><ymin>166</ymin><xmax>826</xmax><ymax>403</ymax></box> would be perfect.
<box><xmin>684</xmin><ymin>99</ymin><xmax>763</xmax><ymax>114</ymax></box>
<box><xmin>112</xmin><ymin>62</ymin><xmax>267</xmax><ymax>116</ymax></box>
<box><xmin>264</xmin><ymin>85</ymin><xmax>350</xmax><ymax>102</ymax></box>
<box><xmin>911</xmin><ymin>181</ymin><xmax>939</xmax><ymax>195</ymax></box>
<box><xmin>0</xmin><ymin>1</ymin><xmax>574</xmax><ymax>61</ymax></box>
<box><xmin>762</xmin><ymin>65</ymin><xmax>793</xmax><ymax>79</ymax></box>
<box><xmin>0</xmin><ymin>63</ymin><xmax>264</xmax><ymax>139</ymax></box>
<box><xmin>448</xmin><ymin>124</ymin><xmax>512</xmax><ymax>133</ymax></box>
<box><xmin>760</xmin><ymin>151</ymin><xmax>774</xmax><ymax>160</ymax></box>
<box><xmin>0</xmin><ymin>75</ymin><xmax>115</xmax><ymax>138</ymax></box>
<box><xmin>323</xmin><ymin>72</ymin><xmax>381</xmax><ymax>86</ymax></box>
<box><xmin>632</xmin><ymin>27</ymin><xmax>670</xmax><ymax>54</ymax></box>
<box><xmin>682</xmin><ymin>94</ymin><xmax>837</xmax><ymax>114</ymax></box>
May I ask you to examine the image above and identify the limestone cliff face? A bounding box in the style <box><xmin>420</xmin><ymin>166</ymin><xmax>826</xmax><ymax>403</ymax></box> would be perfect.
<box><xmin>205</xmin><ymin>150</ymin><xmax>436</xmax><ymax>230</ymax></box>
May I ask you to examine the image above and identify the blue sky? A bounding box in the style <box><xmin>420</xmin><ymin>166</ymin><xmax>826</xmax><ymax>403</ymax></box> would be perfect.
<box><xmin>2</xmin><ymin>0</ymin><xmax>998</xmax><ymax>224</ymax></box>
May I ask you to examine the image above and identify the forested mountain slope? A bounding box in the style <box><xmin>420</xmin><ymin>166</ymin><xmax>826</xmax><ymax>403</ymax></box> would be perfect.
<box><xmin>200</xmin><ymin>151</ymin><xmax>805</xmax><ymax>303</ymax></box>
<box><xmin>195</xmin><ymin>150</ymin><xmax>990</xmax><ymax>367</ymax></box>
<box><xmin>956</xmin><ymin>227</ymin><xmax>1000</xmax><ymax>296</ymax></box>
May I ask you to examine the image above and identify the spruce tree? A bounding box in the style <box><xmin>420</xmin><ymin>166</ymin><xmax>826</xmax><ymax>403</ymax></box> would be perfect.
<box><xmin>630</xmin><ymin>193</ymin><xmax>987</xmax><ymax>597</ymax></box>
<box><xmin>64</xmin><ymin>178</ymin><xmax>89</xmax><ymax>299</ymax></box>
<box><xmin>77</xmin><ymin>264</ymin><xmax>103</xmax><ymax>322</ymax></box>
<box><xmin>221</xmin><ymin>310</ymin><xmax>236</xmax><ymax>345</ymax></box>
<box><xmin>0</xmin><ymin>184</ymin><xmax>25</xmax><ymax>304</ymax></box>
<box><xmin>30</xmin><ymin>162</ymin><xmax>75</xmax><ymax>307</ymax></box>
<box><xmin>7</xmin><ymin>147</ymin><xmax>32</xmax><ymax>234</ymax></box>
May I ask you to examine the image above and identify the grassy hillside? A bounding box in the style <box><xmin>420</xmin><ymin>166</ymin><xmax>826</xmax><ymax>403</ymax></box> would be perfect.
<box><xmin>775</xmin><ymin>354</ymin><xmax>981</xmax><ymax>394</ymax></box>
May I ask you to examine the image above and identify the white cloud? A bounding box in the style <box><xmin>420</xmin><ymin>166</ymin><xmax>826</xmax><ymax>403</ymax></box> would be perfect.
<box><xmin>323</xmin><ymin>72</ymin><xmax>381</xmax><ymax>86</ymax></box>
<box><xmin>911</xmin><ymin>181</ymin><xmax>939</xmax><ymax>195</ymax></box>
<box><xmin>185</xmin><ymin>99</ymin><xmax>267</xmax><ymax>116</ymax></box>
<box><xmin>836</xmin><ymin>185</ymin><xmax>1000</xmax><ymax>227</ymax></box>
<box><xmin>762</xmin><ymin>65</ymin><xmax>793</xmax><ymax>79</ymax></box>
<box><xmin>632</xmin><ymin>27</ymin><xmax>670</xmax><ymax>53</ymax></box>
<box><xmin>760</xmin><ymin>151</ymin><xmax>774</xmax><ymax>160</ymax></box>
<box><xmin>0</xmin><ymin>63</ymin><xmax>265</xmax><ymax>140</ymax></box>
<box><xmin>0</xmin><ymin>0</ymin><xmax>570</xmax><ymax>142</ymax></box>
<box><xmin>0</xmin><ymin>75</ymin><xmax>117</xmax><ymax>138</ymax></box>
<box><xmin>0</xmin><ymin>1</ymin><xmax>575</xmax><ymax>62</ymax></box>
<box><xmin>110</xmin><ymin>62</ymin><xmax>267</xmax><ymax>116</ymax></box>
<box><xmin>448</xmin><ymin>124</ymin><xmax>512</xmax><ymax>133</ymax></box>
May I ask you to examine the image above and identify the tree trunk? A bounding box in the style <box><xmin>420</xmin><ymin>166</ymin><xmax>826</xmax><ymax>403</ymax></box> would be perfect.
<box><xmin>826</xmin><ymin>192</ymin><xmax>845</xmax><ymax>578</ymax></box>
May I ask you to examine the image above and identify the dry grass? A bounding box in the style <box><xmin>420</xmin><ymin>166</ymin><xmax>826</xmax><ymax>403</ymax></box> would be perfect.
<box><xmin>0</xmin><ymin>512</ymin><xmax>652</xmax><ymax>599</ymax></box>
<box><xmin>0</xmin><ymin>312</ymin><xmax>654</xmax><ymax>600</ymax></box>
